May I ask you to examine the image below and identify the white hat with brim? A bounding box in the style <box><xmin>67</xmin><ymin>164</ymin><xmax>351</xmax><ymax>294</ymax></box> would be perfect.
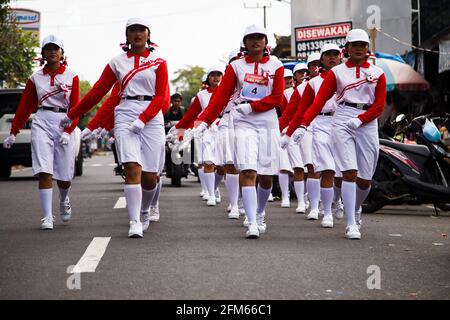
<box><xmin>126</xmin><ymin>17</ymin><xmax>151</xmax><ymax>30</ymax></box>
<box><xmin>41</xmin><ymin>35</ymin><xmax>64</xmax><ymax>50</ymax></box>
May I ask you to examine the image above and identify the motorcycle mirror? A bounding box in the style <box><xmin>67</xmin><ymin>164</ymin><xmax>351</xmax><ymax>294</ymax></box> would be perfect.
<box><xmin>395</xmin><ymin>114</ymin><xmax>406</xmax><ymax>123</ymax></box>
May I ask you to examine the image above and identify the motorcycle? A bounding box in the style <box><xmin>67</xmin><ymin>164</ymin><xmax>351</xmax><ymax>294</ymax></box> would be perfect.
<box><xmin>363</xmin><ymin>114</ymin><xmax>450</xmax><ymax>213</ymax></box>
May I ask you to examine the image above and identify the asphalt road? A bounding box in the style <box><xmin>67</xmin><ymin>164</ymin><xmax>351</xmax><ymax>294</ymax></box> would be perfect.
<box><xmin>0</xmin><ymin>152</ymin><xmax>449</xmax><ymax>300</ymax></box>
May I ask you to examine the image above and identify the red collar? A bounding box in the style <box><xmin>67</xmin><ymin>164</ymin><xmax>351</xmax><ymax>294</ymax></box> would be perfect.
<box><xmin>127</xmin><ymin>50</ymin><xmax>150</xmax><ymax>58</ymax></box>
<box><xmin>43</xmin><ymin>65</ymin><xmax>66</xmax><ymax>75</ymax></box>
<box><xmin>245</xmin><ymin>55</ymin><xmax>270</xmax><ymax>64</ymax></box>
<box><xmin>345</xmin><ymin>60</ymin><xmax>370</xmax><ymax>68</ymax></box>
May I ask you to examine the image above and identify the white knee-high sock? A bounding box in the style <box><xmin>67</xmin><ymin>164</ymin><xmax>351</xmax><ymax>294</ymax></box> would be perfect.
<box><xmin>294</xmin><ymin>181</ymin><xmax>305</xmax><ymax>205</ymax></box>
<box><xmin>141</xmin><ymin>186</ymin><xmax>157</xmax><ymax>213</ymax></box>
<box><xmin>320</xmin><ymin>187</ymin><xmax>334</xmax><ymax>217</ymax></box>
<box><xmin>225</xmin><ymin>174</ymin><xmax>239</xmax><ymax>209</ymax></box>
<box><xmin>242</xmin><ymin>186</ymin><xmax>257</xmax><ymax>225</ymax></box>
<box><xmin>58</xmin><ymin>186</ymin><xmax>70</xmax><ymax>203</ymax></box>
<box><xmin>306</xmin><ymin>178</ymin><xmax>320</xmax><ymax>210</ymax></box>
<box><xmin>333</xmin><ymin>186</ymin><xmax>342</xmax><ymax>203</ymax></box>
<box><xmin>256</xmin><ymin>184</ymin><xmax>272</xmax><ymax>215</ymax></box>
<box><xmin>355</xmin><ymin>185</ymin><xmax>371</xmax><ymax>211</ymax></box>
<box><xmin>151</xmin><ymin>179</ymin><xmax>162</xmax><ymax>207</ymax></box>
<box><xmin>39</xmin><ymin>188</ymin><xmax>53</xmax><ymax>219</ymax></box>
<box><xmin>204</xmin><ymin>172</ymin><xmax>215</xmax><ymax>199</ymax></box>
<box><xmin>279</xmin><ymin>173</ymin><xmax>290</xmax><ymax>200</ymax></box>
<box><xmin>198</xmin><ymin>169</ymin><xmax>207</xmax><ymax>194</ymax></box>
<box><xmin>124</xmin><ymin>184</ymin><xmax>142</xmax><ymax>222</ymax></box>
<box><xmin>342</xmin><ymin>181</ymin><xmax>356</xmax><ymax>226</ymax></box>
<box><xmin>214</xmin><ymin>172</ymin><xmax>224</xmax><ymax>191</ymax></box>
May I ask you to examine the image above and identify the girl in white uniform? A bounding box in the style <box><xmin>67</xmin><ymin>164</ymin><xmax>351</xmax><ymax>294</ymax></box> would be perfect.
<box><xmin>60</xmin><ymin>18</ymin><xmax>170</xmax><ymax>238</ymax></box>
<box><xmin>194</xmin><ymin>25</ymin><xmax>284</xmax><ymax>239</ymax></box>
<box><xmin>289</xmin><ymin>29</ymin><xmax>387</xmax><ymax>239</ymax></box>
<box><xmin>3</xmin><ymin>35</ymin><xmax>80</xmax><ymax>230</ymax></box>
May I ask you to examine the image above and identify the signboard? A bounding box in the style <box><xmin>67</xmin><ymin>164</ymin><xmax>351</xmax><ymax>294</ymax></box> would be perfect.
<box><xmin>294</xmin><ymin>21</ymin><xmax>352</xmax><ymax>58</ymax></box>
<box><xmin>11</xmin><ymin>8</ymin><xmax>41</xmax><ymax>39</ymax></box>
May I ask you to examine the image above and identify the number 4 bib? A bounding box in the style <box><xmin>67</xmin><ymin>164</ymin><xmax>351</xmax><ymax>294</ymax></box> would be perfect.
<box><xmin>242</xmin><ymin>73</ymin><xmax>269</xmax><ymax>100</ymax></box>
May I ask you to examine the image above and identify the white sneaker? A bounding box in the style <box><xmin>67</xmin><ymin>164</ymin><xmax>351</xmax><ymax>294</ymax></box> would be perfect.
<box><xmin>267</xmin><ymin>193</ymin><xmax>274</xmax><ymax>202</ymax></box>
<box><xmin>246</xmin><ymin>223</ymin><xmax>260</xmax><ymax>239</ymax></box>
<box><xmin>307</xmin><ymin>208</ymin><xmax>319</xmax><ymax>220</ymax></box>
<box><xmin>60</xmin><ymin>199</ymin><xmax>72</xmax><ymax>222</ymax></box>
<box><xmin>227</xmin><ymin>204</ymin><xmax>232</xmax><ymax>213</ymax></box>
<box><xmin>149</xmin><ymin>206</ymin><xmax>160</xmax><ymax>222</ymax></box>
<box><xmin>296</xmin><ymin>202</ymin><xmax>306</xmax><ymax>214</ymax></box>
<box><xmin>281</xmin><ymin>197</ymin><xmax>290</xmax><ymax>208</ymax></box>
<box><xmin>140</xmin><ymin>212</ymin><xmax>150</xmax><ymax>232</ymax></box>
<box><xmin>321</xmin><ymin>215</ymin><xmax>334</xmax><ymax>228</ymax></box>
<box><xmin>345</xmin><ymin>224</ymin><xmax>361</xmax><ymax>239</ymax></box>
<box><xmin>207</xmin><ymin>196</ymin><xmax>216</xmax><ymax>206</ymax></box>
<box><xmin>215</xmin><ymin>189</ymin><xmax>221</xmax><ymax>204</ymax></box>
<box><xmin>128</xmin><ymin>220</ymin><xmax>143</xmax><ymax>238</ymax></box>
<box><xmin>243</xmin><ymin>215</ymin><xmax>249</xmax><ymax>227</ymax></box>
<box><xmin>202</xmin><ymin>193</ymin><xmax>209</xmax><ymax>201</ymax></box>
<box><xmin>40</xmin><ymin>216</ymin><xmax>54</xmax><ymax>230</ymax></box>
<box><xmin>355</xmin><ymin>206</ymin><xmax>362</xmax><ymax>228</ymax></box>
<box><xmin>200</xmin><ymin>190</ymin><xmax>206</xmax><ymax>197</ymax></box>
<box><xmin>332</xmin><ymin>201</ymin><xmax>344</xmax><ymax>220</ymax></box>
<box><xmin>228</xmin><ymin>207</ymin><xmax>240</xmax><ymax>219</ymax></box>
<box><xmin>256</xmin><ymin>212</ymin><xmax>266</xmax><ymax>233</ymax></box>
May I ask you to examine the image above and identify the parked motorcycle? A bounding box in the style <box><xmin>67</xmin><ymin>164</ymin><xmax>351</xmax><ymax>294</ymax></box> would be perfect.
<box><xmin>363</xmin><ymin>114</ymin><xmax>450</xmax><ymax>213</ymax></box>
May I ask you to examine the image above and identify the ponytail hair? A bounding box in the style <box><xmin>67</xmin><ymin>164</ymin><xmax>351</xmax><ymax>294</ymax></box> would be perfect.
<box><xmin>121</xmin><ymin>39</ymin><xmax>157</xmax><ymax>52</ymax></box>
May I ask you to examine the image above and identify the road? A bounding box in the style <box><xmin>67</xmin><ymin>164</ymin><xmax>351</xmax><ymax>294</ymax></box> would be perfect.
<box><xmin>0</xmin><ymin>152</ymin><xmax>449</xmax><ymax>300</ymax></box>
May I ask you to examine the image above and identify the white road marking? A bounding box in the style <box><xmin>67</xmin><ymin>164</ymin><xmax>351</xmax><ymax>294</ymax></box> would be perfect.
<box><xmin>91</xmin><ymin>164</ymin><xmax>102</xmax><ymax>167</ymax></box>
<box><xmin>108</xmin><ymin>163</ymin><xmax>117</xmax><ymax>166</ymax></box>
<box><xmin>113</xmin><ymin>197</ymin><xmax>126</xmax><ymax>209</ymax></box>
<box><xmin>71</xmin><ymin>237</ymin><xmax>111</xmax><ymax>273</ymax></box>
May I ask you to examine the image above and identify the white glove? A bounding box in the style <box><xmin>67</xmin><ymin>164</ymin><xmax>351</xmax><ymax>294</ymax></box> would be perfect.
<box><xmin>280</xmin><ymin>134</ymin><xmax>291</xmax><ymax>149</ymax></box>
<box><xmin>183</xmin><ymin>128</ymin><xmax>194</xmax><ymax>142</ymax></box>
<box><xmin>130</xmin><ymin>119</ymin><xmax>145</xmax><ymax>134</ymax></box>
<box><xmin>59</xmin><ymin>132</ymin><xmax>71</xmax><ymax>145</ymax></box>
<box><xmin>230</xmin><ymin>103</ymin><xmax>252</xmax><ymax>121</ymax></box>
<box><xmin>168</xmin><ymin>125</ymin><xmax>177</xmax><ymax>136</ymax></box>
<box><xmin>292</xmin><ymin>126</ymin><xmax>307</xmax><ymax>143</ymax></box>
<box><xmin>346</xmin><ymin>117</ymin><xmax>363</xmax><ymax>130</ymax></box>
<box><xmin>106</xmin><ymin>137</ymin><xmax>115</xmax><ymax>149</ymax></box>
<box><xmin>192</xmin><ymin>122</ymin><xmax>208</xmax><ymax>138</ymax></box>
<box><xmin>99</xmin><ymin>128</ymin><xmax>109</xmax><ymax>138</ymax></box>
<box><xmin>3</xmin><ymin>134</ymin><xmax>16</xmax><ymax>149</ymax></box>
<box><xmin>60</xmin><ymin>115</ymin><xmax>73</xmax><ymax>128</ymax></box>
<box><xmin>80</xmin><ymin>128</ymin><xmax>93</xmax><ymax>141</ymax></box>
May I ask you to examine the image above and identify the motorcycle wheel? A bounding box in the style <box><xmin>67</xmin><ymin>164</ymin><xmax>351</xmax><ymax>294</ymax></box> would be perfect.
<box><xmin>436</xmin><ymin>203</ymin><xmax>450</xmax><ymax>212</ymax></box>
<box><xmin>362</xmin><ymin>193</ymin><xmax>385</xmax><ymax>213</ymax></box>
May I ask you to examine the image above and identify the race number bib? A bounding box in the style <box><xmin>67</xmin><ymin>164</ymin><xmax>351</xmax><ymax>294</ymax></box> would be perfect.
<box><xmin>242</xmin><ymin>73</ymin><xmax>269</xmax><ymax>100</ymax></box>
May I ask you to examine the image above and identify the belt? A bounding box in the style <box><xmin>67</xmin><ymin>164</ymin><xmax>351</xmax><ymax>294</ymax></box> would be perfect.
<box><xmin>319</xmin><ymin>112</ymin><xmax>334</xmax><ymax>116</ymax></box>
<box><xmin>235</xmin><ymin>100</ymin><xmax>253</xmax><ymax>105</ymax></box>
<box><xmin>40</xmin><ymin>106</ymin><xmax>68</xmax><ymax>113</ymax></box>
<box><xmin>122</xmin><ymin>95</ymin><xmax>153</xmax><ymax>101</ymax></box>
<box><xmin>341</xmin><ymin>102</ymin><xmax>370</xmax><ymax>110</ymax></box>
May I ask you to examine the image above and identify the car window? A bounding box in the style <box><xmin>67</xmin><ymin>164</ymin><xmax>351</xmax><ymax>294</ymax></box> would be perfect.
<box><xmin>0</xmin><ymin>90</ymin><xmax>24</xmax><ymax>118</ymax></box>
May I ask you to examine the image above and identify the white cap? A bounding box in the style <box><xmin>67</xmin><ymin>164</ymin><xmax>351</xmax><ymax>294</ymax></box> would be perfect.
<box><xmin>284</xmin><ymin>69</ymin><xmax>293</xmax><ymax>78</ymax></box>
<box><xmin>320</xmin><ymin>43</ymin><xmax>341</xmax><ymax>56</ymax></box>
<box><xmin>345</xmin><ymin>29</ymin><xmax>370</xmax><ymax>44</ymax></box>
<box><xmin>126</xmin><ymin>17</ymin><xmax>150</xmax><ymax>30</ymax></box>
<box><xmin>242</xmin><ymin>24</ymin><xmax>268</xmax><ymax>43</ymax></box>
<box><xmin>206</xmin><ymin>65</ymin><xmax>223</xmax><ymax>75</ymax></box>
<box><xmin>307</xmin><ymin>52</ymin><xmax>321</xmax><ymax>65</ymax></box>
<box><xmin>293</xmin><ymin>62</ymin><xmax>308</xmax><ymax>74</ymax></box>
<box><xmin>41</xmin><ymin>35</ymin><xmax>64</xmax><ymax>50</ymax></box>
<box><xmin>228</xmin><ymin>48</ymin><xmax>241</xmax><ymax>62</ymax></box>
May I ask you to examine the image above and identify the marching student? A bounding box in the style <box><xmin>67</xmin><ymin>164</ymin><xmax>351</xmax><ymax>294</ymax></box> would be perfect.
<box><xmin>60</xmin><ymin>17</ymin><xmax>170</xmax><ymax>238</ymax></box>
<box><xmin>3</xmin><ymin>35</ymin><xmax>80</xmax><ymax>230</ymax></box>
<box><xmin>194</xmin><ymin>24</ymin><xmax>284</xmax><ymax>239</ymax></box>
<box><xmin>288</xmin><ymin>29</ymin><xmax>387</xmax><ymax>239</ymax></box>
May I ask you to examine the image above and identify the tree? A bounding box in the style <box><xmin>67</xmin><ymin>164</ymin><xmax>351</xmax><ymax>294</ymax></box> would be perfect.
<box><xmin>0</xmin><ymin>0</ymin><xmax>39</xmax><ymax>88</ymax></box>
<box><xmin>77</xmin><ymin>80</ymin><xmax>109</xmax><ymax>129</ymax></box>
<box><xmin>170</xmin><ymin>65</ymin><xmax>205</xmax><ymax>107</ymax></box>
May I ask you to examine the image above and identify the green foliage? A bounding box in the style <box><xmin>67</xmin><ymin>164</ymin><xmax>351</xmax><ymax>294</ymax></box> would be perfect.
<box><xmin>77</xmin><ymin>80</ymin><xmax>110</xmax><ymax>129</ymax></box>
<box><xmin>170</xmin><ymin>65</ymin><xmax>205</xmax><ymax>106</ymax></box>
<box><xmin>0</xmin><ymin>0</ymin><xmax>39</xmax><ymax>88</ymax></box>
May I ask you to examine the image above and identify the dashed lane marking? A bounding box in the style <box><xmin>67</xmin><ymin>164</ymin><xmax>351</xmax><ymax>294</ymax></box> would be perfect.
<box><xmin>71</xmin><ymin>237</ymin><xmax>111</xmax><ymax>273</ymax></box>
<box><xmin>113</xmin><ymin>197</ymin><xmax>126</xmax><ymax>209</ymax></box>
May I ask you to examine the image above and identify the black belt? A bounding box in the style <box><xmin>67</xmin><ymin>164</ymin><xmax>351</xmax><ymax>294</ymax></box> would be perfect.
<box><xmin>122</xmin><ymin>95</ymin><xmax>153</xmax><ymax>101</ymax></box>
<box><xmin>319</xmin><ymin>112</ymin><xmax>334</xmax><ymax>116</ymax></box>
<box><xmin>235</xmin><ymin>100</ymin><xmax>253</xmax><ymax>105</ymax></box>
<box><xmin>40</xmin><ymin>106</ymin><xmax>68</xmax><ymax>113</ymax></box>
<box><xmin>342</xmin><ymin>102</ymin><xmax>370</xmax><ymax>110</ymax></box>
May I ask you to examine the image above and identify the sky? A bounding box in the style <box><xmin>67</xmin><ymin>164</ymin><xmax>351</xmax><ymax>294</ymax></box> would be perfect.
<box><xmin>11</xmin><ymin>0</ymin><xmax>291</xmax><ymax>89</ymax></box>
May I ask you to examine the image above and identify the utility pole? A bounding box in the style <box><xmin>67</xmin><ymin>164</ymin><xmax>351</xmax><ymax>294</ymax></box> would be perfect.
<box><xmin>244</xmin><ymin>1</ymin><xmax>272</xmax><ymax>28</ymax></box>
<box><xmin>412</xmin><ymin>0</ymin><xmax>421</xmax><ymax>46</ymax></box>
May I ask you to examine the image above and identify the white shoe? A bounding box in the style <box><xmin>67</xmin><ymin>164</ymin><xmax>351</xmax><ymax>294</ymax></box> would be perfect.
<box><xmin>246</xmin><ymin>223</ymin><xmax>259</xmax><ymax>239</ymax></box>
<box><xmin>281</xmin><ymin>198</ymin><xmax>290</xmax><ymax>208</ymax></box>
<box><xmin>207</xmin><ymin>196</ymin><xmax>216</xmax><ymax>206</ymax></box>
<box><xmin>332</xmin><ymin>201</ymin><xmax>344</xmax><ymax>220</ymax></box>
<box><xmin>140</xmin><ymin>212</ymin><xmax>150</xmax><ymax>232</ymax></box>
<box><xmin>267</xmin><ymin>193</ymin><xmax>274</xmax><ymax>202</ymax></box>
<box><xmin>128</xmin><ymin>220</ymin><xmax>143</xmax><ymax>238</ymax></box>
<box><xmin>307</xmin><ymin>208</ymin><xmax>319</xmax><ymax>220</ymax></box>
<box><xmin>256</xmin><ymin>212</ymin><xmax>266</xmax><ymax>233</ymax></box>
<box><xmin>243</xmin><ymin>215</ymin><xmax>249</xmax><ymax>227</ymax></box>
<box><xmin>228</xmin><ymin>207</ymin><xmax>240</xmax><ymax>219</ymax></box>
<box><xmin>355</xmin><ymin>206</ymin><xmax>362</xmax><ymax>228</ymax></box>
<box><xmin>200</xmin><ymin>190</ymin><xmax>206</xmax><ymax>197</ymax></box>
<box><xmin>40</xmin><ymin>216</ymin><xmax>54</xmax><ymax>230</ymax></box>
<box><xmin>296</xmin><ymin>202</ymin><xmax>306</xmax><ymax>214</ymax></box>
<box><xmin>215</xmin><ymin>189</ymin><xmax>221</xmax><ymax>204</ymax></box>
<box><xmin>321</xmin><ymin>215</ymin><xmax>334</xmax><ymax>228</ymax></box>
<box><xmin>345</xmin><ymin>224</ymin><xmax>361</xmax><ymax>239</ymax></box>
<box><xmin>202</xmin><ymin>193</ymin><xmax>209</xmax><ymax>201</ymax></box>
<box><xmin>60</xmin><ymin>199</ymin><xmax>72</xmax><ymax>222</ymax></box>
<box><xmin>227</xmin><ymin>204</ymin><xmax>232</xmax><ymax>213</ymax></box>
<box><xmin>149</xmin><ymin>206</ymin><xmax>160</xmax><ymax>222</ymax></box>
